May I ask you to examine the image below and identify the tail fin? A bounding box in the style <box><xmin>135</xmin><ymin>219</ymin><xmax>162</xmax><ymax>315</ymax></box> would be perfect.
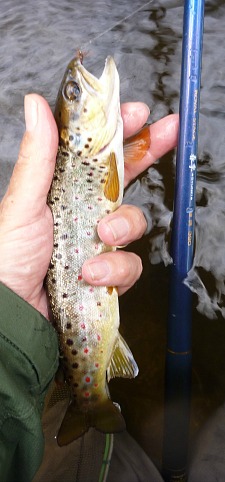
<box><xmin>57</xmin><ymin>403</ymin><xmax>88</xmax><ymax>446</ymax></box>
<box><xmin>57</xmin><ymin>399</ymin><xmax>125</xmax><ymax>446</ymax></box>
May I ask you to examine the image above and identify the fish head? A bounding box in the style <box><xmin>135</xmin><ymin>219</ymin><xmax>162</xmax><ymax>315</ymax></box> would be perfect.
<box><xmin>55</xmin><ymin>55</ymin><xmax>121</xmax><ymax>156</ymax></box>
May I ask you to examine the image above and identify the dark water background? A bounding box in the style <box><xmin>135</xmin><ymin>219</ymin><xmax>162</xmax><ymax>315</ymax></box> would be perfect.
<box><xmin>1</xmin><ymin>0</ymin><xmax>225</xmax><ymax>472</ymax></box>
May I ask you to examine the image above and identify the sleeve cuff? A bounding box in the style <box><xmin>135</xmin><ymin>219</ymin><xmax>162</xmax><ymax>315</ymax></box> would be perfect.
<box><xmin>0</xmin><ymin>282</ymin><xmax>59</xmax><ymax>393</ymax></box>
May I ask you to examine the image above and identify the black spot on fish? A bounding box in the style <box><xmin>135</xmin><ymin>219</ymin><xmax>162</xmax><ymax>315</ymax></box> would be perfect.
<box><xmin>66</xmin><ymin>339</ymin><xmax>73</xmax><ymax>346</ymax></box>
<box><xmin>52</xmin><ymin>278</ymin><xmax>56</xmax><ymax>284</ymax></box>
<box><xmin>63</xmin><ymin>293</ymin><xmax>68</xmax><ymax>298</ymax></box>
<box><xmin>69</xmin><ymin>135</ymin><xmax>74</xmax><ymax>141</ymax></box>
<box><xmin>61</xmin><ymin>234</ymin><xmax>68</xmax><ymax>240</ymax></box>
<box><xmin>54</xmin><ymin>243</ymin><xmax>59</xmax><ymax>248</ymax></box>
<box><xmin>66</xmin><ymin>322</ymin><xmax>72</xmax><ymax>329</ymax></box>
<box><xmin>62</xmin><ymin>151</ymin><xmax>69</xmax><ymax>157</ymax></box>
<box><xmin>77</xmin><ymin>151</ymin><xmax>82</xmax><ymax>156</ymax></box>
<box><xmin>84</xmin><ymin>108</ymin><xmax>87</xmax><ymax>113</ymax></box>
<box><xmin>53</xmin><ymin>175</ymin><xmax>59</xmax><ymax>181</ymax></box>
<box><xmin>100</xmin><ymin>166</ymin><xmax>106</xmax><ymax>169</ymax></box>
<box><xmin>73</xmin><ymin>382</ymin><xmax>79</xmax><ymax>387</ymax></box>
<box><xmin>72</xmin><ymin>363</ymin><xmax>79</xmax><ymax>369</ymax></box>
<box><xmin>85</xmin><ymin>144</ymin><xmax>89</xmax><ymax>149</ymax></box>
<box><xmin>82</xmin><ymin>161</ymin><xmax>90</xmax><ymax>166</ymax></box>
<box><xmin>93</xmin><ymin>158</ymin><xmax>98</xmax><ymax>162</ymax></box>
<box><xmin>88</xmin><ymin>137</ymin><xmax>92</xmax><ymax>142</ymax></box>
<box><xmin>54</xmin><ymin>197</ymin><xmax>60</xmax><ymax>201</ymax></box>
<box><xmin>61</xmin><ymin>205</ymin><xmax>67</xmax><ymax>210</ymax></box>
<box><xmin>49</xmin><ymin>200</ymin><xmax>55</xmax><ymax>205</ymax></box>
<box><xmin>87</xmin><ymin>179</ymin><xmax>93</xmax><ymax>183</ymax></box>
<box><xmin>72</xmin><ymin>349</ymin><xmax>78</xmax><ymax>356</ymax></box>
<box><xmin>101</xmin><ymin>179</ymin><xmax>106</xmax><ymax>183</ymax></box>
<box><xmin>59</xmin><ymin>168</ymin><xmax>65</xmax><ymax>173</ymax></box>
<box><xmin>88</xmin><ymin>172</ymin><xmax>93</xmax><ymax>177</ymax></box>
<box><xmin>49</xmin><ymin>262</ymin><xmax>54</xmax><ymax>269</ymax></box>
<box><xmin>56</xmin><ymin>253</ymin><xmax>62</xmax><ymax>259</ymax></box>
<box><xmin>65</xmin><ymin>265</ymin><xmax>69</xmax><ymax>270</ymax></box>
<box><xmin>54</xmin><ymin>222</ymin><xmax>59</xmax><ymax>227</ymax></box>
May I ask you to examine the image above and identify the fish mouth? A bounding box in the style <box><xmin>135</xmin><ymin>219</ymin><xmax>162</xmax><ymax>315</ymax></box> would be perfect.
<box><xmin>77</xmin><ymin>56</ymin><xmax>118</xmax><ymax>97</ymax></box>
<box><xmin>76</xmin><ymin>56</ymin><xmax>120</xmax><ymax>122</ymax></box>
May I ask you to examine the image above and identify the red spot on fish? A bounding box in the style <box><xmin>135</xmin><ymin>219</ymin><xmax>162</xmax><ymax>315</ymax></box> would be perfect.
<box><xmin>94</xmin><ymin>383</ymin><xmax>98</xmax><ymax>388</ymax></box>
<box><xmin>78</xmin><ymin>275</ymin><xmax>82</xmax><ymax>281</ymax></box>
<box><xmin>89</xmin><ymin>287</ymin><xmax>94</xmax><ymax>293</ymax></box>
<box><xmin>79</xmin><ymin>305</ymin><xmax>84</xmax><ymax>311</ymax></box>
<box><xmin>97</xmin><ymin>197</ymin><xmax>102</xmax><ymax>202</ymax></box>
<box><xmin>81</xmin><ymin>323</ymin><xmax>85</xmax><ymax>329</ymax></box>
<box><xmin>97</xmin><ymin>335</ymin><xmax>101</xmax><ymax>341</ymax></box>
<box><xmin>74</xmin><ymin>217</ymin><xmax>78</xmax><ymax>221</ymax></box>
<box><xmin>75</xmin><ymin>248</ymin><xmax>79</xmax><ymax>253</ymax></box>
<box><xmin>95</xmin><ymin>363</ymin><xmax>99</xmax><ymax>368</ymax></box>
<box><xmin>85</xmin><ymin>392</ymin><xmax>90</xmax><ymax>398</ymax></box>
<box><xmin>87</xmin><ymin>232</ymin><xmax>91</xmax><ymax>236</ymax></box>
<box><xmin>84</xmin><ymin>348</ymin><xmax>89</xmax><ymax>354</ymax></box>
<box><xmin>85</xmin><ymin>376</ymin><xmax>91</xmax><ymax>383</ymax></box>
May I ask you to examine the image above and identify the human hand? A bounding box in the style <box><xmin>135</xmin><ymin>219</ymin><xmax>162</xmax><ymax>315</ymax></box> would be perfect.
<box><xmin>0</xmin><ymin>94</ymin><xmax>178</xmax><ymax>319</ymax></box>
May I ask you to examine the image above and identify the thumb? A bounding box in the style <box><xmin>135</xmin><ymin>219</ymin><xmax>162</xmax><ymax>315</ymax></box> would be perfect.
<box><xmin>1</xmin><ymin>94</ymin><xmax>58</xmax><ymax>223</ymax></box>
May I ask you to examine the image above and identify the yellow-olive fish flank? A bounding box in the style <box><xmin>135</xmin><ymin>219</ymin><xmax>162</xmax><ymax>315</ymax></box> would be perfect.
<box><xmin>47</xmin><ymin>55</ymin><xmax>145</xmax><ymax>446</ymax></box>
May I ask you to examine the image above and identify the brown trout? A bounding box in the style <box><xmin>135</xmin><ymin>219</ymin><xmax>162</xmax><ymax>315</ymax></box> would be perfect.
<box><xmin>47</xmin><ymin>54</ymin><xmax>150</xmax><ymax>446</ymax></box>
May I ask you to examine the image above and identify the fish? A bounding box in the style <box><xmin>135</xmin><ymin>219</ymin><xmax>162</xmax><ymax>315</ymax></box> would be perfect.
<box><xmin>46</xmin><ymin>53</ymin><xmax>150</xmax><ymax>446</ymax></box>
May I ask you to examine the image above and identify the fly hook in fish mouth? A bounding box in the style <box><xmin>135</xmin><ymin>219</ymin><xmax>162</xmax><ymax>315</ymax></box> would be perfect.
<box><xmin>76</xmin><ymin>49</ymin><xmax>89</xmax><ymax>65</ymax></box>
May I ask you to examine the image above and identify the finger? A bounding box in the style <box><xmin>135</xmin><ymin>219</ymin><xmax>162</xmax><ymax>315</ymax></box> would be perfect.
<box><xmin>1</xmin><ymin>94</ymin><xmax>58</xmax><ymax>223</ymax></box>
<box><xmin>97</xmin><ymin>204</ymin><xmax>147</xmax><ymax>247</ymax></box>
<box><xmin>82</xmin><ymin>250</ymin><xmax>143</xmax><ymax>295</ymax></box>
<box><xmin>121</xmin><ymin>102</ymin><xmax>150</xmax><ymax>138</ymax></box>
<box><xmin>124</xmin><ymin>113</ymin><xmax>179</xmax><ymax>186</ymax></box>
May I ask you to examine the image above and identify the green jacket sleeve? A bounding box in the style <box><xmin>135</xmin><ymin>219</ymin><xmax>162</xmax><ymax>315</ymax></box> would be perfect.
<box><xmin>0</xmin><ymin>283</ymin><xmax>59</xmax><ymax>482</ymax></box>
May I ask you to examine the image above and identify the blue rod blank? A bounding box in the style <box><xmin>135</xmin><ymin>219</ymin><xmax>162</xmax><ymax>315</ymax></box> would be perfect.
<box><xmin>162</xmin><ymin>0</ymin><xmax>205</xmax><ymax>479</ymax></box>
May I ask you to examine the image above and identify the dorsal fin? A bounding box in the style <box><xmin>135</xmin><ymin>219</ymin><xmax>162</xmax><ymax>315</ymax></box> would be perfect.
<box><xmin>124</xmin><ymin>124</ymin><xmax>150</xmax><ymax>164</ymax></box>
<box><xmin>104</xmin><ymin>152</ymin><xmax>120</xmax><ymax>202</ymax></box>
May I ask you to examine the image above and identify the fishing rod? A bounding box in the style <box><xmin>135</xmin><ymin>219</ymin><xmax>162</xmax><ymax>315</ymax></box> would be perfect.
<box><xmin>162</xmin><ymin>0</ymin><xmax>205</xmax><ymax>480</ymax></box>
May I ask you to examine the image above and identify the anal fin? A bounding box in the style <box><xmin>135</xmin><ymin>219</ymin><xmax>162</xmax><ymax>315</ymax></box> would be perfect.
<box><xmin>107</xmin><ymin>333</ymin><xmax>139</xmax><ymax>382</ymax></box>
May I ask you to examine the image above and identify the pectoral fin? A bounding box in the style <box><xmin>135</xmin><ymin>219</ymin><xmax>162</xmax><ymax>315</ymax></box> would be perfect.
<box><xmin>124</xmin><ymin>124</ymin><xmax>151</xmax><ymax>164</ymax></box>
<box><xmin>107</xmin><ymin>333</ymin><xmax>139</xmax><ymax>381</ymax></box>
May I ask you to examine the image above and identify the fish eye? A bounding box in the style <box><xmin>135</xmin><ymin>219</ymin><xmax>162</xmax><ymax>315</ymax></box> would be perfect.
<box><xmin>64</xmin><ymin>81</ymin><xmax>81</xmax><ymax>101</ymax></box>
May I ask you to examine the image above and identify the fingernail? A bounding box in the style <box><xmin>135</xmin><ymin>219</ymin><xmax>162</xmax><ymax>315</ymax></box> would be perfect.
<box><xmin>24</xmin><ymin>95</ymin><xmax>38</xmax><ymax>132</ymax></box>
<box><xmin>104</xmin><ymin>216</ymin><xmax>130</xmax><ymax>242</ymax></box>
<box><xmin>85</xmin><ymin>260</ymin><xmax>110</xmax><ymax>281</ymax></box>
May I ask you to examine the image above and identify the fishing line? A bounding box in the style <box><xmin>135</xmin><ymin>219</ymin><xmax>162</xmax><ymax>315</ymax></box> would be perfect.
<box><xmin>81</xmin><ymin>1</ymin><xmax>153</xmax><ymax>51</ymax></box>
<box><xmin>98</xmin><ymin>433</ymin><xmax>114</xmax><ymax>482</ymax></box>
